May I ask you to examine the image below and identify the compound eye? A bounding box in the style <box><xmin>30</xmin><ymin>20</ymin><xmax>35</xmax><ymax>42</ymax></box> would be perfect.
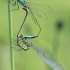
<box><xmin>19</xmin><ymin>34</ymin><xmax>23</xmax><ymax>38</ymax></box>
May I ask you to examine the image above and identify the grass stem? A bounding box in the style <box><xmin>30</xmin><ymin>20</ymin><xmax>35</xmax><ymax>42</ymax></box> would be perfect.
<box><xmin>8</xmin><ymin>0</ymin><xmax>14</xmax><ymax>70</ymax></box>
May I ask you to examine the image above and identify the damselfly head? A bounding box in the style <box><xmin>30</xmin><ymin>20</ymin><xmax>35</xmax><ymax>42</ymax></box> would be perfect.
<box><xmin>19</xmin><ymin>34</ymin><xmax>24</xmax><ymax>38</ymax></box>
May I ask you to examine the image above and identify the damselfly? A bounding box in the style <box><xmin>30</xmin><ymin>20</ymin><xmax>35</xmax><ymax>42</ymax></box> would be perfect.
<box><xmin>13</xmin><ymin>34</ymin><xmax>65</xmax><ymax>70</ymax></box>
<box><xmin>11</xmin><ymin>0</ymin><xmax>52</xmax><ymax>47</ymax></box>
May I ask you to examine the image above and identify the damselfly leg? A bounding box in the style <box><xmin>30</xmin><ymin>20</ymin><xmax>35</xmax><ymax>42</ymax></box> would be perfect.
<box><xmin>9</xmin><ymin>0</ymin><xmax>19</xmax><ymax>11</ymax></box>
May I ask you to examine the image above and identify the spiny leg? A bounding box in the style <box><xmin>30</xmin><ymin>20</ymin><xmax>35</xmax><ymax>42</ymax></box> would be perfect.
<box><xmin>12</xmin><ymin>38</ymin><xmax>22</xmax><ymax>51</ymax></box>
<box><xmin>12</xmin><ymin>38</ymin><xmax>29</xmax><ymax>51</ymax></box>
<box><xmin>12</xmin><ymin>38</ymin><xmax>18</xmax><ymax>49</ymax></box>
<box><xmin>17</xmin><ymin>7</ymin><xmax>29</xmax><ymax>50</ymax></box>
<box><xmin>10</xmin><ymin>0</ymin><xmax>19</xmax><ymax>11</ymax></box>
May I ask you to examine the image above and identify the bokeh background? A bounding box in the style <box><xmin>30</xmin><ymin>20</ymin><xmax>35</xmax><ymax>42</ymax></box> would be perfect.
<box><xmin>0</xmin><ymin>0</ymin><xmax>70</xmax><ymax>70</ymax></box>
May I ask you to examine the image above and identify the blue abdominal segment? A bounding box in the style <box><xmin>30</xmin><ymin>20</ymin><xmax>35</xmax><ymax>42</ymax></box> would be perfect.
<box><xmin>25</xmin><ymin>36</ymin><xmax>37</xmax><ymax>39</ymax></box>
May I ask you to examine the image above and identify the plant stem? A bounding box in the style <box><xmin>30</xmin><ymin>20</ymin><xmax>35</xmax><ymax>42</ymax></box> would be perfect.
<box><xmin>52</xmin><ymin>20</ymin><xmax>64</xmax><ymax>59</ymax></box>
<box><xmin>8</xmin><ymin>0</ymin><xmax>14</xmax><ymax>70</ymax></box>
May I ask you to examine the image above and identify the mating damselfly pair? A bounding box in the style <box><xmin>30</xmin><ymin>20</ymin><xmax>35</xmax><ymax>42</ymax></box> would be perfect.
<box><xmin>11</xmin><ymin>0</ymin><xmax>65</xmax><ymax>70</ymax></box>
<box><xmin>11</xmin><ymin>0</ymin><xmax>52</xmax><ymax>46</ymax></box>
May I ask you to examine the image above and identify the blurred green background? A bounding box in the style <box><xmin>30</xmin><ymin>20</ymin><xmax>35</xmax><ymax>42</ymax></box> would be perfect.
<box><xmin>0</xmin><ymin>0</ymin><xmax>70</xmax><ymax>70</ymax></box>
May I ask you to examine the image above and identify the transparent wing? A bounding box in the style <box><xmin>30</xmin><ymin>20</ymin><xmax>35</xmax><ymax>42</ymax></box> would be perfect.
<box><xmin>31</xmin><ymin>44</ymin><xmax>65</xmax><ymax>70</ymax></box>
<box><xmin>26</xmin><ymin>2</ymin><xmax>52</xmax><ymax>19</ymax></box>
